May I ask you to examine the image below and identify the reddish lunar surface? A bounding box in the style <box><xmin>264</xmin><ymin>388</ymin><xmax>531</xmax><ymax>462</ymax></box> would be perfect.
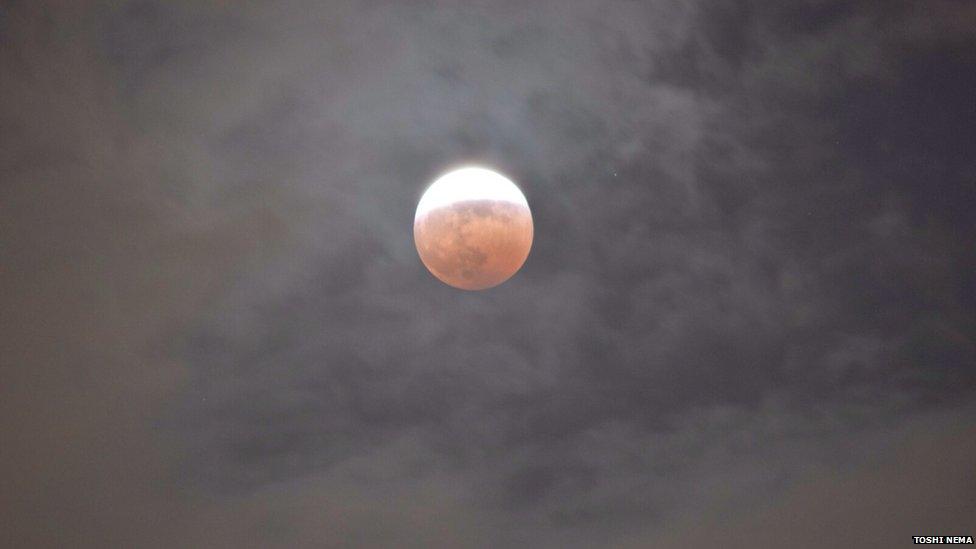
<box><xmin>414</xmin><ymin>199</ymin><xmax>533</xmax><ymax>290</ymax></box>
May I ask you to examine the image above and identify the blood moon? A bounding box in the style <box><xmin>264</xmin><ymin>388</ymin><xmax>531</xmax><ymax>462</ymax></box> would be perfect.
<box><xmin>414</xmin><ymin>167</ymin><xmax>533</xmax><ymax>290</ymax></box>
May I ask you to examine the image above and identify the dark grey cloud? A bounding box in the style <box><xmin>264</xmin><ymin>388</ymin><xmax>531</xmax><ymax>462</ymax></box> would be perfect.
<box><xmin>2</xmin><ymin>1</ymin><xmax>974</xmax><ymax>547</ymax></box>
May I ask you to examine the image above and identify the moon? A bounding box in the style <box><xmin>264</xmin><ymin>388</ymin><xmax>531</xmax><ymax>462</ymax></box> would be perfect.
<box><xmin>414</xmin><ymin>167</ymin><xmax>533</xmax><ymax>290</ymax></box>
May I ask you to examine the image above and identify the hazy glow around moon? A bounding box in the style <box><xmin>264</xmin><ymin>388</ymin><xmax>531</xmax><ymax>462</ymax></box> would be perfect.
<box><xmin>414</xmin><ymin>166</ymin><xmax>533</xmax><ymax>291</ymax></box>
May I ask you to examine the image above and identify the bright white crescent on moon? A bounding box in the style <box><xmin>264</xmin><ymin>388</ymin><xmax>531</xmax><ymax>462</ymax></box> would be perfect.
<box><xmin>414</xmin><ymin>167</ymin><xmax>533</xmax><ymax>290</ymax></box>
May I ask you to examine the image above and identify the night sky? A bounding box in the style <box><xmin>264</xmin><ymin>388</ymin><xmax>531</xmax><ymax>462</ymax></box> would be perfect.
<box><xmin>2</xmin><ymin>1</ymin><xmax>975</xmax><ymax>547</ymax></box>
